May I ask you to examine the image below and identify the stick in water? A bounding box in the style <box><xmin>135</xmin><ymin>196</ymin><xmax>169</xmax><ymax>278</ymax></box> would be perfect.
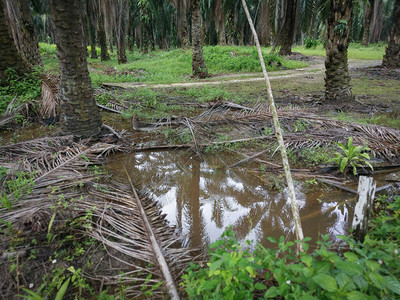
<box><xmin>240</xmin><ymin>0</ymin><xmax>305</xmax><ymax>250</ymax></box>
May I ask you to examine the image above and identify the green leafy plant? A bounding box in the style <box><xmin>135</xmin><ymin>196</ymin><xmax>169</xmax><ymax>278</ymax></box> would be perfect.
<box><xmin>329</xmin><ymin>137</ymin><xmax>373</xmax><ymax>175</ymax></box>
<box><xmin>304</xmin><ymin>37</ymin><xmax>319</xmax><ymax>49</ymax></box>
<box><xmin>0</xmin><ymin>68</ymin><xmax>41</xmax><ymax>115</ymax></box>
<box><xmin>334</xmin><ymin>19</ymin><xmax>348</xmax><ymax>36</ymax></box>
<box><xmin>182</xmin><ymin>229</ymin><xmax>263</xmax><ymax>299</ymax></box>
<box><xmin>182</xmin><ymin>208</ymin><xmax>400</xmax><ymax>300</ymax></box>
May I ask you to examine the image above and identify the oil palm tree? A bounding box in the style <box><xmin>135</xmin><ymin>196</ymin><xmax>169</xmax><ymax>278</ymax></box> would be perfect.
<box><xmin>48</xmin><ymin>0</ymin><xmax>102</xmax><ymax>138</ymax></box>
<box><xmin>0</xmin><ymin>0</ymin><xmax>30</xmax><ymax>83</ymax></box>
<box><xmin>98</xmin><ymin>0</ymin><xmax>110</xmax><ymax>60</ymax></box>
<box><xmin>362</xmin><ymin>0</ymin><xmax>374</xmax><ymax>45</ymax></box>
<box><xmin>325</xmin><ymin>0</ymin><xmax>353</xmax><ymax>102</ymax></box>
<box><xmin>382</xmin><ymin>0</ymin><xmax>399</xmax><ymax>67</ymax></box>
<box><xmin>5</xmin><ymin>0</ymin><xmax>42</xmax><ymax>66</ymax></box>
<box><xmin>278</xmin><ymin>0</ymin><xmax>298</xmax><ymax>55</ymax></box>
<box><xmin>87</xmin><ymin>0</ymin><xmax>98</xmax><ymax>59</ymax></box>
<box><xmin>192</xmin><ymin>0</ymin><xmax>209</xmax><ymax>77</ymax></box>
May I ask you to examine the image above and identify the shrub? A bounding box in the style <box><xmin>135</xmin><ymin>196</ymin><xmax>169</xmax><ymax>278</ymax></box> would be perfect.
<box><xmin>304</xmin><ymin>37</ymin><xmax>319</xmax><ymax>49</ymax></box>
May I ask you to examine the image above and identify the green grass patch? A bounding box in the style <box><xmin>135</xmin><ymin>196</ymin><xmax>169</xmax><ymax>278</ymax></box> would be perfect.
<box><xmin>292</xmin><ymin>42</ymin><xmax>386</xmax><ymax>60</ymax></box>
<box><xmin>39</xmin><ymin>43</ymin><xmax>307</xmax><ymax>86</ymax></box>
<box><xmin>332</xmin><ymin>111</ymin><xmax>400</xmax><ymax>130</ymax></box>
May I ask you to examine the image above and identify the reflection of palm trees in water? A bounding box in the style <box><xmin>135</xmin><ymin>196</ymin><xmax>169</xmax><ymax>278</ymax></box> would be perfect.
<box><xmin>108</xmin><ymin>150</ymin><xmax>351</xmax><ymax>248</ymax></box>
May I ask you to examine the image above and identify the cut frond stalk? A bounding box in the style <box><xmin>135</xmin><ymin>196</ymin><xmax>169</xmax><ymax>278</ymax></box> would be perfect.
<box><xmin>123</xmin><ymin>167</ymin><xmax>181</xmax><ymax>300</ymax></box>
<box><xmin>241</xmin><ymin>0</ymin><xmax>304</xmax><ymax>251</ymax></box>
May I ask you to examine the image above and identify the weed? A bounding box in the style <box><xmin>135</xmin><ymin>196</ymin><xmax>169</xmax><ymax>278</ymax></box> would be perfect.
<box><xmin>329</xmin><ymin>137</ymin><xmax>373</xmax><ymax>175</ymax></box>
<box><xmin>298</xmin><ymin>147</ymin><xmax>331</xmax><ymax>167</ymax></box>
<box><xmin>0</xmin><ymin>68</ymin><xmax>41</xmax><ymax>115</ymax></box>
<box><xmin>304</xmin><ymin>37</ymin><xmax>319</xmax><ymax>49</ymax></box>
<box><xmin>0</xmin><ymin>169</ymin><xmax>35</xmax><ymax>210</ymax></box>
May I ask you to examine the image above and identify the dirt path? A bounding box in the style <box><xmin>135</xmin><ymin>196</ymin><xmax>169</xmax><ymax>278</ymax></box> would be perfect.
<box><xmin>102</xmin><ymin>59</ymin><xmax>381</xmax><ymax>90</ymax></box>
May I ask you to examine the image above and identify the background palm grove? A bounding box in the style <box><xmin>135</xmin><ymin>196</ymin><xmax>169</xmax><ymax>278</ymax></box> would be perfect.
<box><xmin>1</xmin><ymin>0</ymin><xmax>400</xmax><ymax>299</ymax></box>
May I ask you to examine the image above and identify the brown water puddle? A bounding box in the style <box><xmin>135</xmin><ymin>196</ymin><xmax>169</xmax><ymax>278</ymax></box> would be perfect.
<box><xmin>107</xmin><ymin>150</ymin><xmax>400</xmax><ymax>249</ymax></box>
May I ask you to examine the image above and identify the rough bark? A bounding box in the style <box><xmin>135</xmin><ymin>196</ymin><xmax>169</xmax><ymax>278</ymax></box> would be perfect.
<box><xmin>191</xmin><ymin>0</ymin><xmax>208</xmax><ymax>77</ymax></box>
<box><xmin>5</xmin><ymin>0</ymin><xmax>42</xmax><ymax>67</ymax></box>
<box><xmin>0</xmin><ymin>0</ymin><xmax>30</xmax><ymax>83</ymax></box>
<box><xmin>382</xmin><ymin>0</ymin><xmax>400</xmax><ymax>68</ymax></box>
<box><xmin>149</xmin><ymin>15</ymin><xmax>155</xmax><ymax>52</ymax></box>
<box><xmin>177</xmin><ymin>0</ymin><xmax>190</xmax><ymax>48</ymax></box>
<box><xmin>362</xmin><ymin>0</ymin><xmax>374</xmax><ymax>46</ymax></box>
<box><xmin>139</xmin><ymin>0</ymin><xmax>149</xmax><ymax>54</ymax></box>
<box><xmin>98</xmin><ymin>11</ymin><xmax>110</xmax><ymax>61</ymax></box>
<box><xmin>258</xmin><ymin>0</ymin><xmax>272</xmax><ymax>46</ymax></box>
<box><xmin>278</xmin><ymin>0</ymin><xmax>297</xmax><ymax>55</ymax></box>
<box><xmin>324</xmin><ymin>0</ymin><xmax>353</xmax><ymax>102</ymax></box>
<box><xmin>215</xmin><ymin>0</ymin><xmax>226</xmax><ymax>45</ymax></box>
<box><xmin>49</xmin><ymin>0</ymin><xmax>102</xmax><ymax>138</ymax></box>
<box><xmin>87</xmin><ymin>0</ymin><xmax>98</xmax><ymax>59</ymax></box>
<box><xmin>115</xmin><ymin>0</ymin><xmax>128</xmax><ymax>63</ymax></box>
<box><xmin>226</xmin><ymin>10</ymin><xmax>236</xmax><ymax>45</ymax></box>
<box><xmin>370</xmin><ymin>0</ymin><xmax>383</xmax><ymax>43</ymax></box>
<box><xmin>127</xmin><ymin>11</ymin><xmax>134</xmax><ymax>52</ymax></box>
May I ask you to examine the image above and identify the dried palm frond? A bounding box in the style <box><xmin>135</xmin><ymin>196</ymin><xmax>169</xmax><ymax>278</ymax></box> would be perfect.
<box><xmin>161</xmin><ymin>100</ymin><xmax>400</xmax><ymax>160</ymax></box>
<box><xmin>40</xmin><ymin>73</ymin><xmax>60</xmax><ymax>119</ymax></box>
<box><xmin>0</xmin><ymin>138</ymin><xmax>198</xmax><ymax>298</ymax></box>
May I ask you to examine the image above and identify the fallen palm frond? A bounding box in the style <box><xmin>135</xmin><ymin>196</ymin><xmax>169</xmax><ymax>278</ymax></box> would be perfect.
<box><xmin>0</xmin><ymin>138</ymin><xmax>197</xmax><ymax>298</ymax></box>
<box><xmin>40</xmin><ymin>73</ymin><xmax>60</xmax><ymax>119</ymax></box>
<box><xmin>154</xmin><ymin>104</ymin><xmax>400</xmax><ymax>160</ymax></box>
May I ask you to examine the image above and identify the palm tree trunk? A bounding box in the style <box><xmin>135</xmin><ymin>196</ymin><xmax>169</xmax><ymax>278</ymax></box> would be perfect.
<box><xmin>362</xmin><ymin>0</ymin><xmax>374</xmax><ymax>46</ymax></box>
<box><xmin>215</xmin><ymin>0</ymin><xmax>226</xmax><ymax>45</ymax></box>
<box><xmin>370</xmin><ymin>0</ymin><xmax>383</xmax><ymax>43</ymax></box>
<box><xmin>149</xmin><ymin>15</ymin><xmax>155</xmax><ymax>52</ymax></box>
<box><xmin>382</xmin><ymin>0</ymin><xmax>400</xmax><ymax>68</ymax></box>
<box><xmin>87</xmin><ymin>0</ymin><xmax>98</xmax><ymax>59</ymax></box>
<box><xmin>191</xmin><ymin>0</ymin><xmax>208</xmax><ymax>77</ymax></box>
<box><xmin>0</xmin><ymin>0</ymin><xmax>30</xmax><ymax>83</ymax></box>
<box><xmin>258</xmin><ymin>0</ymin><xmax>272</xmax><ymax>46</ymax></box>
<box><xmin>115</xmin><ymin>0</ymin><xmax>128</xmax><ymax>63</ymax></box>
<box><xmin>139</xmin><ymin>0</ymin><xmax>149</xmax><ymax>53</ymax></box>
<box><xmin>325</xmin><ymin>0</ymin><xmax>353</xmax><ymax>102</ymax></box>
<box><xmin>5</xmin><ymin>0</ymin><xmax>42</xmax><ymax>67</ymax></box>
<box><xmin>226</xmin><ymin>10</ymin><xmax>235</xmax><ymax>45</ymax></box>
<box><xmin>49</xmin><ymin>0</ymin><xmax>102</xmax><ymax>138</ymax></box>
<box><xmin>278</xmin><ymin>0</ymin><xmax>297</xmax><ymax>55</ymax></box>
<box><xmin>98</xmin><ymin>11</ymin><xmax>110</xmax><ymax>61</ymax></box>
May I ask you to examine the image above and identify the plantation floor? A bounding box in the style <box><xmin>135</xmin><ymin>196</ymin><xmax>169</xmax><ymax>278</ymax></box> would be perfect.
<box><xmin>102</xmin><ymin>58</ymin><xmax>380</xmax><ymax>90</ymax></box>
<box><xmin>1</xmin><ymin>55</ymin><xmax>400</xmax><ymax>299</ymax></box>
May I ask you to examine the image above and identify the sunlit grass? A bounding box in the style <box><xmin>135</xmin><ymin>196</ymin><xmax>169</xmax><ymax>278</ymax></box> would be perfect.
<box><xmin>292</xmin><ymin>42</ymin><xmax>386</xmax><ymax>60</ymax></box>
<box><xmin>39</xmin><ymin>43</ymin><xmax>307</xmax><ymax>86</ymax></box>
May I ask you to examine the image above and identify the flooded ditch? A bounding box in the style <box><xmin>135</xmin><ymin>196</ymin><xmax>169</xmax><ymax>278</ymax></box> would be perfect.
<box><xmin>106</xmin><ymin>149</ymin><xmax>400</xmax><ymax>249</ymax></box>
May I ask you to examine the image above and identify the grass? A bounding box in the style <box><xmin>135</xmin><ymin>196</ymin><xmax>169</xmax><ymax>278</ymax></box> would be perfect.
<box><xmin>39</xmin><ymin>43</ymin><xmax>307</xmax><ymax>86</ymax></box>
<box><xmin>292</xmin><ymin>42</ymin><xmax>386</xmax><ymax>60</ymax></box>
<box><xmin>39</xmin><ymin>42</ymin><xmax>386</xmax><ymax>88</ymax></box>
<box><xmin>332</xmin><ymin>111</ymin><xmax>400</xmax><ymax>130</ymax></box>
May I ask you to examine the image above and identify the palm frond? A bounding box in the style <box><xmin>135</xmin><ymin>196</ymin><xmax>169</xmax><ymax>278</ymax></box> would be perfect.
<box><xmin>0</xmin><ymin>138</ymin><xmax>198</xmax><ymax>298</ymax></box>
<box><xmin>40</xmin><ymin>73</ymin><xmax>60</xmax><ymax>119</ymax></box>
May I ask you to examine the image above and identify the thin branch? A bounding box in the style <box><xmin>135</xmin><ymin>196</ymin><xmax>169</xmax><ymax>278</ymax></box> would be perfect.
<box><xmin>241</xmin><ymin>0</ymin><xmax>304</xmax><ymax>249</ymax></box>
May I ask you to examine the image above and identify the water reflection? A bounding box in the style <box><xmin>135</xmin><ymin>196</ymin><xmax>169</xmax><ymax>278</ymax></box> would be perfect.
<box><xmin>107</xmin><ymin>151</ymin><xmax>353</xmax><ymax>248</ymax></box>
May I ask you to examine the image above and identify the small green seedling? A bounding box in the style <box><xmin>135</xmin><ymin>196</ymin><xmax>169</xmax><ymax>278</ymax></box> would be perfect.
<box><xmin>329</xmin><ymin>137</ymin><xmax>373</xmax><ymax>175</ymax></box>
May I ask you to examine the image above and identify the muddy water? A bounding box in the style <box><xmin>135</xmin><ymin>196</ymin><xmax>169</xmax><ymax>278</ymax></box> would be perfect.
<box><xmin>106</xmin><ymin>150</ymin><xmax>398</xmax><ymax>249</ymax></box>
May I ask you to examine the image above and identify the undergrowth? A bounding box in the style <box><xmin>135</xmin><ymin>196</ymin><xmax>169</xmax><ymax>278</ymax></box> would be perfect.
<box><xmin>182</xmin><ymin>195</ymin><xmax>400</xmax><ymax>299</ymax></box>
<box><xmin>0</xmin><ymin>68</ymin><xmax>41</xmax><ymax>115</ymax></box>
